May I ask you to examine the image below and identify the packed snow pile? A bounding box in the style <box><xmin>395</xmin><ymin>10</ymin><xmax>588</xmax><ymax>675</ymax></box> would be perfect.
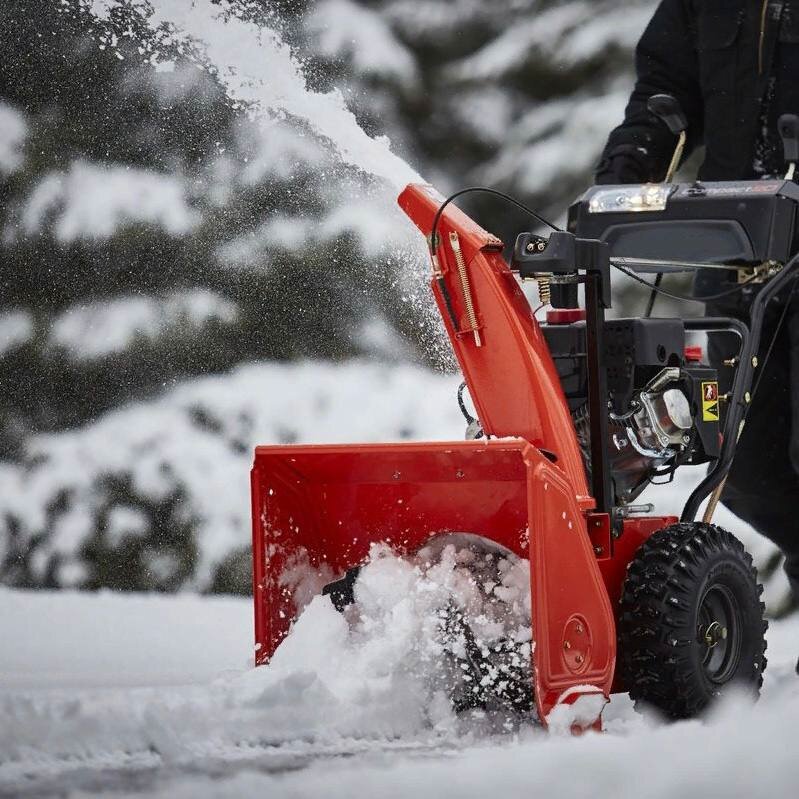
<box><xmin>0</xmin><ymin>542</ymin><xmax>533</xmax><ymax>768</ymax></box>
<box><xmin>1</xmin><ymin>583</ymin><xmax>799</xmax><ymax>798</ymax></box>
<box><xmin>243</xmin><ymin>540</ymin><xmax>533</xmax><ymax>736</ymax></box>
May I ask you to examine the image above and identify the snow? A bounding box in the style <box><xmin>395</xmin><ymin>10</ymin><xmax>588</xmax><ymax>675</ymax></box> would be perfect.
<box><xmin>308</xmin><ymin>0</ymin><xmax>419</xmax><ymax>86</ymax></box>
<box><xmin>88</xmin><ymin>0</ymin><xmax>423</xmax><ymax>189</ymax></box>
<box><xmin>545</xmin><ymin>686</ymin><xmax>608</xmax><ymax>735</ymax></box>
<box><xmin>316</xmin><ymin>191</ymin><xmax>418</xmax><ymax>257</ymax></box>
<box><xmin>0</xmin><ymin>361</ymin><xmax>463</xmax><ymax>588</ymax></box>
<box><xmin>20</xmin><ymin>161</ymin><xmax>200</xmax><ymax>242</ymax></box>
<box><xmin>476</xmin><ymin>87</ymin><xmax>632</xmax><ymax>196</ymax></box>
<box><xmin>0</xmin><ymin>102</ymin><xmax>27</xmax><ymax>176</ymax></box>
<box><xmin>219</xmin><ymin>180</ymin><xmax>420</xmax><ymax>263</ymax></box>
<box><xmin>236</xmin><ymin>118</ymin><xmax>328</xmax><ymax>186</ymax></box>
<box><xmin>447</xmin><ymin>2</ymin><xmax>653</xmax><ymax>82</ymax></box>
<box><xmin>1</xmin><ymin>577</ymin><xmax>798</xmax><ymax>797</ymax></box>
<box><xmin>0</xmin><ymin>588</ymin><xmax>250</xmax><ymax>690</ymax></box>
<box><xmin>50</xmin><ymin>290</ymin><xmax>238</xmax><ymax>359</ymax></box>
<box><xmin>0</xmin><ymin>309</ymin><xmax>34</xmax><ymax>356</ymax></box>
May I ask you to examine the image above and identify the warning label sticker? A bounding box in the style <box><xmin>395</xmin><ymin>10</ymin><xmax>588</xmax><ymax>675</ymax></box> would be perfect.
<box><xmin>702</xmin><ymin>381</ymin><xmax>720</xmax><ymax>422</ymax></box>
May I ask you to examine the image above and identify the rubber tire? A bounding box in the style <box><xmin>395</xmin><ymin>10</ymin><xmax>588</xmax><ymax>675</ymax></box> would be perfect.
<box><xmin>618</xmin><ymin>522</ymin><xmax>768</xmax><ymax>719</ymax></box>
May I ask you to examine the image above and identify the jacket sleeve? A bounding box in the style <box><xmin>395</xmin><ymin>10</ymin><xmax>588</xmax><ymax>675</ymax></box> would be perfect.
<box><xmin>595</xmin><ymin>0</ymin><xmax>703</xmax><ymax>184</ymax></box>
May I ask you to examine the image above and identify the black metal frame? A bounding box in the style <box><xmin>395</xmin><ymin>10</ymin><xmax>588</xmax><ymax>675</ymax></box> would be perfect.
<box><xmin>680</xmin><ymin>257</ymin><xmax>799</xmax><ymax>520</ymax></box>
<box><xmin>513</xmin><ymin>229</ymin><xmax>799</xmax><ymax>520</ymax></box>
<box><xmin>511</xmin><ymin>232</ymin><xmax>614</xmax><ymax>511</ymax></box>
<box><xmin>584</xmin><ymin>271</ymin><xmax>613</xmax><ymax>513</ymax></box>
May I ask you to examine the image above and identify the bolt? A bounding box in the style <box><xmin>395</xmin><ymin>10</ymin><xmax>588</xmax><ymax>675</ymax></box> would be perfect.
<box><xmin>576</xmin><ymin>624</ymin><xmax>584</xmax><ymax>634</ymax></box>
<box><xmin>745</xmin><ymin>391</ymin><xmax>752</xmax><ymax>404</ymax></box>
<box><xmin>393</xmin><ymin>471</ymin><xmax>401</xmax><ymax>480</ymax></box>
<box><xmin>564</xmin><ymin>641</ymin><xmax>571</xmax><ymax>651</ymax></box>
<box><xmin>752</xmin><ymin>356</ymin><xmax>759</xmax><ymax>368</ymax></box>
<box><xmin>526</xmin><ymin>242</ymin><xmax>535</xmax><ymax>252</ymax></box>
<box><xmin>594</xmin><ymin>546</ymin><xmax>604</xmax><ymax>556</ymax></box>
<box><xmin>455</xmin><ymin>469</ymin><xmax>465</xmax><ymax>479</ymax></box>
<box><xmin>575</xmin><ymin>654</ymin><xmax>584</xmax><ymax>665</ymax></box>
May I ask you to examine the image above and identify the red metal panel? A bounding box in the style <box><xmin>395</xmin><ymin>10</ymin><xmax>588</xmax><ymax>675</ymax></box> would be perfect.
<box><xmin>252</xmin><ymin>440</ymin><xmax>532</xmax><ymax>664</ymax></box>
<box><xmin>398</xmin><ymin>184</ymin><xmax>592</xmax><ymax>510</ymax></box>
<box><xmin>595</xmin><ymin>515</ymin><xmax>678</xmax><ymax>693</ymax></box>
<box><xmin>527</xmin><ymin>458</ymin><xmax>615</xmax><ymax>723</ymax></box>
<box><xmin>252</xmin><ymin>439</ymin><xmax>617</xmax><ymax>730</ymax></box>
<box><xmin>599</xmin><ymin>516</ymin><xmax>679</xmax><ymax>610</ymax></box>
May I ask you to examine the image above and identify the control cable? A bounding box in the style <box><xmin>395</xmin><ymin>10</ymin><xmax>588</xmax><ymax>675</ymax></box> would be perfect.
<box><xmin>431</xmin><ymin>188</ymin><xmax>561</xmax><ymax>252</ymax></box>
<box><xmin>611</xmin><ymin>260</ymin><xmax>764</xmax><ymax>303</ymax></box>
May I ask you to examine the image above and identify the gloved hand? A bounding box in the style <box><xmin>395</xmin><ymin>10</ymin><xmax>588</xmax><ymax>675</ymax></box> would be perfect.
<box><xmin>595</xmin><ymin>143</ymin><xmax>653</xmax><ymax>185</ymax></box>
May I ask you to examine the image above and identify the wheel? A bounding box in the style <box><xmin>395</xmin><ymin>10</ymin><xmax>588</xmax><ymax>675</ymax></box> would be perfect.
<box><xmin>618</xmin><ymin>522</ymin><xmax>768</xmax><ymax>719</ymax></box>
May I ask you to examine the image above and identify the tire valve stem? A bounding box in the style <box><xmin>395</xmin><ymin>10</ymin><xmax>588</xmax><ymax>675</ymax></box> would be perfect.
<box><xmin>449</xmin><ymin>232</ymin><xmax>482</xmax><ymax>347</ymax></box>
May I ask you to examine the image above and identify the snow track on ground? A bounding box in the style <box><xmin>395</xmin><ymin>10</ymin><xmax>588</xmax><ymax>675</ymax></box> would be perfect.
<box><xmin>2</xmin><ymin>575</ymin><xmax>799</xmax><ymax>797</ymax></box>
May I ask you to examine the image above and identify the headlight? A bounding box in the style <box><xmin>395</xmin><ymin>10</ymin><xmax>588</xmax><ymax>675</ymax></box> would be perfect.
<box><xmin>588</xmin><ymin>184</ymin><xmax>674</xmax><ymax>214</ymax></box>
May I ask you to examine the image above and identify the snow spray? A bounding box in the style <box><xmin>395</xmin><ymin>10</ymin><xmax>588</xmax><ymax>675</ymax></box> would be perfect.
<box><xmin>80</xmin><ymin>0</ymin><xmax>450</xmax><ymax>365</ymax></box>
<box><xmin>85</xmin><ymin>0</ymin><xmax>423</xmax><ymax>189</ymax></box>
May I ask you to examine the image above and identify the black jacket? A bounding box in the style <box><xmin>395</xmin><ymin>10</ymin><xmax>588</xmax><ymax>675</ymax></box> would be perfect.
<box><xmin>596</xmin><ymin>0</ymin><xmax>799</xmax><ymax>184</ymax></box>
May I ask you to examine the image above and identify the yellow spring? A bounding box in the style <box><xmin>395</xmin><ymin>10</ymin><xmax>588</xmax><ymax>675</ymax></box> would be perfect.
<box><xmin>537</xmin><ymin>274</ymin><xmax>552</xmax><ymax>306</ymax></box>
<box><xmin>449</xmin><ymin>232</ymin><xmax>482</xmax><ymax>347</ymax></box>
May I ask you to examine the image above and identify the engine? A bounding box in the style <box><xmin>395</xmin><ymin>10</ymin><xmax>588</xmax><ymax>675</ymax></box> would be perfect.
<box><xmin>542</xmin><ymin>317</ymin><xmax>720</xmax><ymax>505</ymax></box>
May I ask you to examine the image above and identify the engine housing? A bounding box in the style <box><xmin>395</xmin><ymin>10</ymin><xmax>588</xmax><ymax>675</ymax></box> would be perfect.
<box><xmin>542</xmin><ymin>318</ymin><xmax>720</xmax><ymax>505</ymax></box>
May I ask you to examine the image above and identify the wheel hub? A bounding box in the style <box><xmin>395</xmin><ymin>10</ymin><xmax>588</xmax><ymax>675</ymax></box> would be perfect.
<box><xmin>697</xmin><ymin>583</ymin><xmax>742</xmax><ymax>684</ymax></box>
<box><xmin>701</xmin><ymin>620</ymin><xmax>728</xmax><ymax>648</ymax></box>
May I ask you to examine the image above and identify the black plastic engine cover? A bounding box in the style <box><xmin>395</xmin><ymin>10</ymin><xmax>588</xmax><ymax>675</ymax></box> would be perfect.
<box><xmin>542</xmin><ymin>317</ymin><xmax>685</xmax><ymax>413</ymax></box>
<box><xmin>567</xmin><ymin>180</ymin><xmax>799</xmax><ymax>269</ymax></box>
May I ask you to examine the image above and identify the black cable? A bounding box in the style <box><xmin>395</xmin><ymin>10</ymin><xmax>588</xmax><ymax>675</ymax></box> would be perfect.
<box><xmin>430</xmin><ymin>187</ymin><xmax>561</xmax><ymax>252</ymax></box>
<box><xmin>750</xmin><ymin>279</ymin><xmax>799</xmax><ymax>401</ymax></box>
<box><xmin>457</xmin><ymin>381</ymin><xmax>485</xmax><ymax>438</ymax></box>
<box><xmin>457</xmin><ymin>382</ymin><xmax>477</xmax><ymax>425</ymax></box>
<box><xmin>611</xmin><ymin>260</ymin><xmax>763</xmax><ymax>303</ymax></box>
<box><xmin>644</xmin><ymin>272</ymin><xmax>663</xmax><ymax>317</ymax></box>
<box><xmin>431</xmin><ymin>185</ymin><xmax>783</xmax><ymax>318</ymax></box>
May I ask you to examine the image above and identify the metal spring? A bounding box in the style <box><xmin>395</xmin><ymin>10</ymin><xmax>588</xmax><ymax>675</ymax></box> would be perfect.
<box><xmin>536</xmin><ymin>274</ymin><xmax>552</xmax><ymax>306</ymax></box>
<box><xmin>449</xmin><ymin>232</ymin><xmax>482</xmax><ymax>347</ymax></box>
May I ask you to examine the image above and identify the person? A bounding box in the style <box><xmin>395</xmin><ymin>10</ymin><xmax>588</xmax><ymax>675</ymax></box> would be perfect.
<box><xmin>596</xmin><ymin>0</ymin><xmax>799</xmax><ymax>615</ymax></box>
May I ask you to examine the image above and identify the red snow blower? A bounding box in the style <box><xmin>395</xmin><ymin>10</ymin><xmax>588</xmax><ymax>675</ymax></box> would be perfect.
<box><xmin>252</xmin><ymin>100</ymin><xmax>799</xmax><ymax>731</ymax></box>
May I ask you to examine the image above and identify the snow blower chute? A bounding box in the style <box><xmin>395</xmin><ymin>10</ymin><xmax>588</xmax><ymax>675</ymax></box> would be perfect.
<box><xmin>253</xmin><ymin>106</ymin><xmax>799</xmax><ymax>728</ymax></box>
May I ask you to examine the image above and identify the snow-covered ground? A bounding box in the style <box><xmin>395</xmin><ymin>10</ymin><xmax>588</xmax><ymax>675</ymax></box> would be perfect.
<box><xmin>1</xmin><ymin>580</ymin><xmax>798</xmax><ymax>798</ymax></box>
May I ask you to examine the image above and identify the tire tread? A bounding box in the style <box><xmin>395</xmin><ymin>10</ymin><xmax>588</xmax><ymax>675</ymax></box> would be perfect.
<box><xmin>618</xmin><ymin>522</ymin><xmax>768</xmax><ymax>719</ymax></box>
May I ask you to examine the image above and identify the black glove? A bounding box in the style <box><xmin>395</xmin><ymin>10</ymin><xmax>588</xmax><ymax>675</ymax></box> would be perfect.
<box><xmin>595</xmin><ymin>143</ymin><xmax>653</xmax><ymax>185</ymax></box>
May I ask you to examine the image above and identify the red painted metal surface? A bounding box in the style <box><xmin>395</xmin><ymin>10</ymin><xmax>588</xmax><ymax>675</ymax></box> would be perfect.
<box><xmin>250</xmin><ymin>181</ymin><xmax>676</xmax><ymax>731</ymax></box>
<box><xmin>397</xmin><ymin>184</ymin><xmax>592</xmax><ymax>510</ymax></box>
<box><xmin>546</xmin><ymin>308</ymin><xmax>587</xmax><ymax>325</ymax></box>
<box><xmin>251</xmin><ymin>439</ymin><xmax>618</xmax><ymax>724</ymax></box>
<box><xmin>252</xmin><ymin>441</ymin><xmax>530</xmax><ymax>663</ymax></box>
